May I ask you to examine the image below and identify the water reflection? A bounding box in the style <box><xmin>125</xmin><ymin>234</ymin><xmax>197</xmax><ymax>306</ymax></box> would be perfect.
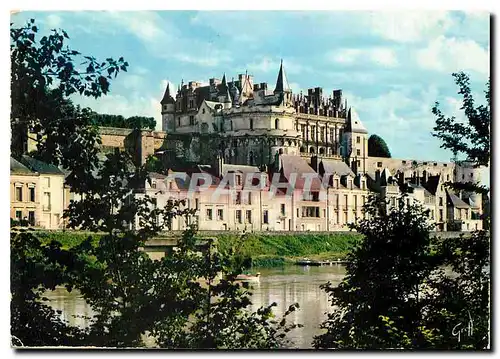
<box><xmin>44</xmin><ymin>265</ymin><xmax>346</xmax><ymax>349</ymax></box>
<box><xmin>249</xmin><ymin>265</ymin><xmax>346</xmax><ymax>349</ymax></box>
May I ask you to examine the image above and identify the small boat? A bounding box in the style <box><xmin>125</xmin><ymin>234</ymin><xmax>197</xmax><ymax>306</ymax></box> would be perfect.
<box><xmin>235</xmin><ymin>272</ymin><xmax>261</xmax><ymax>283</ymax></box>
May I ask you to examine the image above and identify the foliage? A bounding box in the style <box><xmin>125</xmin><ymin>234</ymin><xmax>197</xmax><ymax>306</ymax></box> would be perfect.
<box><xmin>91</xmin><ymin>113</ymin><xmax>156</xmax><ymax>131</ymax></box>
<box><xmin>368</xmin><ymin>134</ymin><xmax>392</xmax><ymax>158</ymax></box>
<box><xmin>144</xmin><ymin>155</ymin><xmax>165</xmax><ymax>174</ymax></box>
<box><xmin>432</xmin><ymin>72</ymin><xmax>490</xmax><ymax>196</ymax></box>
<box><xmin>432</xmin><ymin>72</ymin><xmax>490</xmax><ymax>168</ymax></box>
<box><xmin>217</xmin><ymin>232</ymin><xmax>362</xmax><ymax>261</ymax></box>
<box><xmin>313</xmin><ymin>195</ymin><xmax>490</xmax><ymax>350</ymax></box>
<box><xmin>11</xmin><ymin>19</ymin><xmax>128</xmax><ymax>193</ymax></box>
<box><xmin>11</xmin><ymin>20</ymin><xmax>299</xmax><ymax>348</ymax></box>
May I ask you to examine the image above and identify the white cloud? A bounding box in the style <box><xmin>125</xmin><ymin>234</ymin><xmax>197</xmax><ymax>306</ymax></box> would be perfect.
<box><xmin>247</xmin><ymin>57</ymin><xmax>311</xmax><ymax>75</ymax></box>
<box><xmin>365</xmin><ymin>11</ymin><xmax>454</xmax><ymax>43</ymax></box>
<box><xmin>416</xmin><ymin>36</ymin><xmax>490</xmax><ymax>76</ymax></box>
<box><xmin>370</xmin><ymin>48</ymin><xmax>398</xmax><ymax>67</ymax></box>
<box><xmin>329</xmin><ymin>47</ymin><xmax>398</xmax><ymax>67</ymax></box>
<box><xmin>174</xmin><ymin>51</ymin><xmax>232</xmax><ymax>67</ymax></box>
<box><xmin>45</xmin><ymin>14</ymin><xmax>62</xmax><ymax>28</ymax></box>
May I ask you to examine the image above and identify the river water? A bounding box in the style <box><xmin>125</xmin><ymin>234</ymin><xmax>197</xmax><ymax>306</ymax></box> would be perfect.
<box><xmin>45</xmin><ymin>265</ymin><xmax>346</xmax><ymax>349</ymax></box>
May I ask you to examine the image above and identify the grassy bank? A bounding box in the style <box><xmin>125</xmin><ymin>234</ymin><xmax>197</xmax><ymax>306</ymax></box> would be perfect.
<box><xmin>30</xmin><ymin>230</ymin><xmax>361</xmax><ymax>268</ymax></box>
<box><xmin>216</xmin><ymin>232</ymin><xmax>362</xmax><ymax>267</ymax></box>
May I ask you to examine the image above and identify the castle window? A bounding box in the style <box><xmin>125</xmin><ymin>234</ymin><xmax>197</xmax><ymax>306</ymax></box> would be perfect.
<box><xmin>189</xmin><ymin>99</ymin><xmax>194</xmax><ymax>108</ymax></box>
<box><xmin>189</xmin><ymin>116</ymin><xmax>194</xmax><ymax>126</ymax></box>
<box><xmin>246</xmin><ymin>210</ymin><xmax>252</xmax><ymax>224</ymax></box>
<box><xmin>263</xmin><ymin>210</ymin><xmax>269</xmax><ymax>224</ymax></box>
<box><xmin>250</xmin><ymin>118</ymin><xmax>254</xmax><ymax>130</ymax></box>
<box><xmin>163</xmin><ymin>105</ymin><xmax>167</xmax><ymax>111</ymax></box>
<box><xmin>275</xmin><ymin>118</ymin><xmax>279</xmax><ymax>129</ymax></box>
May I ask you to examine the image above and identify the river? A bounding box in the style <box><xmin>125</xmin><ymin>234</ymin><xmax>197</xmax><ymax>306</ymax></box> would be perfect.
<box><xmin>44</xmin><ymin>265</ymin><xmax>346</xmax><ymax>349</ymax></box>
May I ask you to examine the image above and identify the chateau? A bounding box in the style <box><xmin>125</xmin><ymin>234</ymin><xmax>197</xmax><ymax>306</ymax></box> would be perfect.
<box><xmin>152</xmin><ymin>61</ymin><xmax>484</xmax><ymax>233</ymax></box>
<box><xmin>10</xmin><ymin>62</ymin><xmax>485</xmax><ymax>233</ymax></box>
<box><xmin>160</xmin><ymin>60</ymin><xmax>363</xmax><ymax>171</ymax></box>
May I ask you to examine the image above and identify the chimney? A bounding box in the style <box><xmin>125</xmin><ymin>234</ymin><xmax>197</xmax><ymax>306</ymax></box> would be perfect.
<box><xmin>311</xmin><ymin>156</ymin><xmax>319</xmax><ymax>173</ymax></box>
<box><xmin>215</xmin><ymin>154</ymin><xmax>224</xmax><ymax>178</ymax></box>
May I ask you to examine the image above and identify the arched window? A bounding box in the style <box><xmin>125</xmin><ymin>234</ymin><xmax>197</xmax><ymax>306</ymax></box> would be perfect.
<box><xmin>275</xmin><ymin>118</ymin><xmax>279</xmax><ymax>129</ymax></box>
<box><xmin>309</xmin><ymin>147</ymin><xmax>315</xmax><ymax>154</ymax></box>
<box><xmin>319</xmin><ymin>147</ymin><xmax>325</xmax><ymax>155</ymax></box>
<box><xmin>250</xmin><ymin>118</ymin><xmax>254</xmax><ymax>130</ymax></box>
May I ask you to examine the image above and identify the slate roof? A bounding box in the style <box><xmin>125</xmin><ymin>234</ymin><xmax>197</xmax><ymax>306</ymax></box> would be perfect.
<box><xmin>279</xmin><ymin>155</ymin><xmax>322</xmax><ymax>190</ymax></box>
<box><xmin>222</xmin><ymin>164</ymin><xmax>260</xmax><ymax>175</ymax></box>
<box><xmin>345</xmin><ymin>107</ymin><xmax>368</xmax><ymax>134</ymax></box>
<box><xmin>274</xmin><ymin>60</ymin><xmax>291</xmax><ymax>93</ymax></box>
<box><xmin>20</xmin><ymin>155</ymin><xmax>65</xmax><ymax>175</ymax></box>
<box><xmin>10</xmin><ymin>157</ymin><xmax>34</xmax><ymax>174</ymax></box>
<box><xmin>160</xmin><ymin>83</ymin><xmax>175</xmax><ymax>105</ymax></box>
<box><xmin>320</xmin><ymin>159</ymin><xmax>354</xmax><ymax>177</ymax></box>
<box><xmin>446</xmin><ymin>189</ymin><xmax>471</xmax><ymax>209</ymax></box>
<box><xmin>423</xmin><ymin>175</ymin><xmax>441</xmax><ymax>195</ymax></box>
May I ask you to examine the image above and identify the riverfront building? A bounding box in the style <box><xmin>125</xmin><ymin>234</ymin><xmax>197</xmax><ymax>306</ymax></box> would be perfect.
<box><xmin>151</xmin><ymin>61</ymin><xmax>484</xmax><ymax>233</ymax></box>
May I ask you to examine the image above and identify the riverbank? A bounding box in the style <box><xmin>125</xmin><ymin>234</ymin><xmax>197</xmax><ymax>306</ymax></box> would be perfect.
<box><xmin>216</xmin><ymin>232</ymin><xmax>362</xmax><ymax>267</ymax></box>
<box><xmin>34</xmin><ymin>230</ymin><xmax>361</xmax><ymax>267</ymax></box>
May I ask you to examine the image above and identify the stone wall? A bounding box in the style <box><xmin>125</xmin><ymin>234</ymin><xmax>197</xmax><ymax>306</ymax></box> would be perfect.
<box><xmin>98</xmin><ymin>127</ymin><xmax>168</xmax><ymax>165</ymax></box>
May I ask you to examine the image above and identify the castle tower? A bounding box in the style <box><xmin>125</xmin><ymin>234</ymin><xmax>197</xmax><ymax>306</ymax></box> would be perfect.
<box><xmin>274</xmin><ymin>59</ymin><xmax>293</xmax><ymax>106</ymax></box>
<box><xmin>160</xmin><ymin>83</ymin><xmax>176</xmax><ymax>132</ymax></box>
<box><xmin>454</xmin><ymin>160</ymin><xmax>483</xmax><ymax>214</ymax></box>
<box><xmin>217</xmin><ymin>74</ymin><xmax>232</xmax><ymax>109</ymax></box>
<box><xmin>344</xmin><ymin>107</ymin><xmax>368</xmax><ymax>175</ymax></box>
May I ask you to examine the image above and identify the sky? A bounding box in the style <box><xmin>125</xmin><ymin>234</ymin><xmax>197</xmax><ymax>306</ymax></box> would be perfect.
<box><xmin>10</xmin><ymin>10</ymin><xmax>491</xmax><ymax>184</ymax></box>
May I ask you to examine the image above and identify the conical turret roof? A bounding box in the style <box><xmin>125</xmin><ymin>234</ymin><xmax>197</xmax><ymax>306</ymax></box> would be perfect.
<box><xmin>274</xmin><ymin>59</ymin><xmax>291</xmax><ymax>94</ymax></box>
<box><xmin>160</xmin><ymin>83</ymin><xmax>175</xmax><ymax>105</ymax></box>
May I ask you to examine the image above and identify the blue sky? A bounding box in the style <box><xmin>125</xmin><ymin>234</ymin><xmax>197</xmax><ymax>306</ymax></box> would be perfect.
<box><xmin>10</xmin><ymin>10</ymin><xmax>490</xmax><ymax>183</ymax></box>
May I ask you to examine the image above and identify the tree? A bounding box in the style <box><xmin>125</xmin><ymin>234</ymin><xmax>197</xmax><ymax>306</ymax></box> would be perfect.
<box><xmin>431</xmin><ymin>72</ymin><xmax>490</xmax><ymax>195</ymax></box>
<box><xmin>91</xmin><ymin>113</ymin><xmax>156</xmax><ymax>130</ymax></box>
<box><xmin>368</xmin><ymin>134</ymin><xmax>391</xmax><ymax>158</ymax></box>
<box><xmin>10</xmin><ymin>20</ymin><xmax>299</xmax><ymax>348</ymax></box>
<box><xmin>11</xmin><ymin>19</ymin><xmax>128</xmax><ymax>193</ymax></box>
<box><xmin>313</xmin><ymin>195</ymin><xmax>437</xmax><ymax>349</ymax></box>
<box><xmin>313</xmin><ymin>195</ymin><xmax>490</xmax><ymax>350</ymax></box>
